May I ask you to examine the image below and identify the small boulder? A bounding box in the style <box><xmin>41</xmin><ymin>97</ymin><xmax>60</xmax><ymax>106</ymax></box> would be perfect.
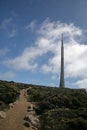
<box><xmin>28</xmin><ymin>114</ymin><xmax>39</xmax><ymax>126</ymax></box>
<box><xmin>24</xmin><ymin>116</ymin><xmax>30</xmax><ymax>122</ymax></box>
<box><xmin>24</xmin><ymin>122</ymin><xmax>30</xmax><ymax>127</ymax></box>
<box><xmin>9</xmin><ymin>103</ymin><xmax>14</xmax><ymax>108</ymax></box>
<box><xmin>0</xmin><ymin>111</ymin><xmax>6</xmax><ymax>119</ymax></box>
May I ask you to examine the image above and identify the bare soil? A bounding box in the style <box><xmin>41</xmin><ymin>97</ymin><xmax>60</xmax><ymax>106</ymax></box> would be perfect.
<box><xmin>0</xmin><ymin>89</ymin><xmax>33</xmax><ymax>130</ymax></box>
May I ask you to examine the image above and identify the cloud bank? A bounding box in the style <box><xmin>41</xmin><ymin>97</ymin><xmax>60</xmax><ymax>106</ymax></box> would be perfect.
<box><xmin>4</xmin><ymin>19</ymin><xmax>87</xmax><ymax>88</ymax></box>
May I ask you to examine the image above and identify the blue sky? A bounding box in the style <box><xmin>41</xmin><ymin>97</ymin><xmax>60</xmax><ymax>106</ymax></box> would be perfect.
<box><xmin>0</xmin><ymin>0</ymin><xmax>87</xmax><ymax>88</ymax></box>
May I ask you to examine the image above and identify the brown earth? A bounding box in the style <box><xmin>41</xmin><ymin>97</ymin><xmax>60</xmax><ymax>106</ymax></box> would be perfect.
<box><xmin>0</xmin><ymin>89</ymin><xmax>33</xmax><ymax>130</ymax></box>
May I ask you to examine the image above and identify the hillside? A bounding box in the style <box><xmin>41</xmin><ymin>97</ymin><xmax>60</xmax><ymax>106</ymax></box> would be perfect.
<box><xmin>27</xmin><ymin>85</ymin><xmax>87</xmax><ymax>130</ymax></box>
<box><xmin>0</xmin><ymin>80</ymin><xmax>87</xmax><ymax>130</ymax></box>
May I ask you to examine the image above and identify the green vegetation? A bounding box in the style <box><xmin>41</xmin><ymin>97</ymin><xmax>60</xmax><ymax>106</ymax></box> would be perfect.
<box><xmin>0</xmin><ymin>80</ymin><xmax>20</xmax><ymax>110</ymax></box>
<box><xmin>0</xmin><ymin>80</ymin><xmax>33</xmax><ymax>111</ymax></box>
<box><xmin>27</xmin><ymin>85</ymin><xmax>87</xmax><ymax>130</ymax></box>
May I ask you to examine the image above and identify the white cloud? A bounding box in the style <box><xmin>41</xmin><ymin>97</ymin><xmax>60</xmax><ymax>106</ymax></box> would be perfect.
<box><xmin>0</xmin><ymin>71</ymin><xmax>15</xmax><ymax>79</ymax></box>
<box><xmin>25</xmin><ymin>20</ymin><xmax>37</xmax><ymax>32</ymax></box>
<box><xmin>0</xmin><ymin>17</ymin><xmax>17</xmax><ymax>38</ymax></box>
<box><xmin>65</xmin><ymin>43</ymin><xmax>87</xmax><ymax>77</ymax></box>
<box><xmin>4</xmin><ymin>47</ymin><xmax>41</xmax><ymax>70</ymax></box>
<box><xmin>75</xmin><ymin>79</ymin><xmax>87</xmax><ymax>89</ymax></box>
<box><xmin>4</xmin><ymin>18</ymin><xmax>87</xmax><ymax>88</ymax></box>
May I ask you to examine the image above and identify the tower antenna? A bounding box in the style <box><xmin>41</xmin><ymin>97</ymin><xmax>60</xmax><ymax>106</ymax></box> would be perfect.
<box><xmin>59</xmin><ymin>34</ymin><xmax>65</xmax><ymax>88</ymax></box>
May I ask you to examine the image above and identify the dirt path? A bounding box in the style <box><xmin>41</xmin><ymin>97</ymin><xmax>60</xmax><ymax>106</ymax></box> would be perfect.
<box><xmin>0</xmin><ymin>89</ymin><xmax>33</xmax><ymax>130</ymax></box>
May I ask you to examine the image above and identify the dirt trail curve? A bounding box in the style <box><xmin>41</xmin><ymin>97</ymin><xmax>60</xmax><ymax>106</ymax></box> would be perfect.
<box><xmin>0</xmin><ymin>89</ymin><xmax>33</xmax><ymax>130</ymax></box>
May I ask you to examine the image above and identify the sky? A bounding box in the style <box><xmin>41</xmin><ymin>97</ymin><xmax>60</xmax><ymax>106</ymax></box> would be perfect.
<box><xmin>0</xmin><ymin>0</ymin><xmax>87</xmax><ymax>88</ymax></box>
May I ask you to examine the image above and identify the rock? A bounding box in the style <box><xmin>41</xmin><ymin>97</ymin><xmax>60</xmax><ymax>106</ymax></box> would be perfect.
<box><xmin>32</xmin><ymin>126</ymin><xmax>38</xmax><ymax>130</ymax></box>
<box><xmin>9</xmin><ymin>103</ymin><xmax>14</xmax><ymax>108</ymax></box>
<box><xmin>24</xmin><ymin>116</ymin><xmax>30</xmax><ymax>122</ymax></box>
<box><xmin>28</xmin><ymin>106</ymin><xmax>31</xmax><ymax>109</ymax></box>
<box><xmin>27</xmin><ymin>104</ymin><xmax>34</xmax><ymax>111</ymax></box>
<box><xmin>0</xmin><ymin>111</ymin><xmax>6</xmax><ymax>119</ymax></box>
<box><xmin>13</xmin><ymin>102</ymin><xmax>17</xmax><ymax>105</ymax></box>
<box><xmin>24</xmin><ymin>122</ymin><xmax>30</xmax><ymax>127</ymax></box>
<box><xmin>28</xmin><ymin>114</ymin><xmax>39</xmax><ymax>126</ymax></box>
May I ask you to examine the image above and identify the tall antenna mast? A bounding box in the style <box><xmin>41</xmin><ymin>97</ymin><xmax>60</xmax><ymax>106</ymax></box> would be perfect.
<box><xmin>59</xmin><ymin>34</ymin><xmax>65</xmax><ymax>88</ymax></box>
